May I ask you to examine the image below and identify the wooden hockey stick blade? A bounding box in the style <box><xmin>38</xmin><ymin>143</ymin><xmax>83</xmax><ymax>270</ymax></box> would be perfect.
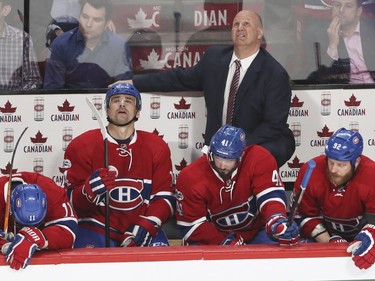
<box><xmin>4</xmin><ymin>126</ymin><xmax>29</xmax><ymax>233</ymax></box>
<box><xmin>86</xmin><ymin>97</ymin><xmax>110</xmax><ymax>247</ymax></box>
<box><xmin>86</xmin><ymin>97</ymin><xmax>107</xmax><ymax>142</ymax></box>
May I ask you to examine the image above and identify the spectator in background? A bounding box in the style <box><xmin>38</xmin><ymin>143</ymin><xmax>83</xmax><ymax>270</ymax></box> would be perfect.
<box><xmin>110</xmin><ymin>10</ymin><xmax>295</xmax><ymax>168</ymax></box>
<box><xmin>44</xmin><ymin>0</ymin><xmax>132</xmax><ymax>89</ymax></box>
<box><xmin>306</xmin><ymin>0</ymin><xmax>375</xmax><ymax>84</ymax></box>
<box><xmin>293</xmin><ymin>128</ymin><xmax>375</xmax><ymax>270</ymax></box>
<box><xmin>0</xmin><ymin>0</ymin><xmax>42</xmax><ymax>90</ymax></box>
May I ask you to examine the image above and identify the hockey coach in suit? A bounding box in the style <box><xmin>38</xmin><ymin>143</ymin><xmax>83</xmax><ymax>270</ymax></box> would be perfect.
<box><xmin>111</xmin><ymin>10</ymin><xmax>295</xmax><ymax>168</ymax></box>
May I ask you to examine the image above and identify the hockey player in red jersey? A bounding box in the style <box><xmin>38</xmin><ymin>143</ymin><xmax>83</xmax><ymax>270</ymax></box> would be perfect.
<box><xmin>63</xmin><ymin>82</ymin><xmax>175</xmax><ymax>247</ymax></box>
<box><xmin>293</xmin><ymin>128</ymin><xmax>375</xmax><ymax>269</ymax></box>
<box><xmin>0</xmin><ymin>172</ymin><xmax>78</xmax><ymax>270</ymax></box>
<box><xmin>175</xmin><ymin>125</ymin><xmax>300</xmax><ymax>246</ymax></box>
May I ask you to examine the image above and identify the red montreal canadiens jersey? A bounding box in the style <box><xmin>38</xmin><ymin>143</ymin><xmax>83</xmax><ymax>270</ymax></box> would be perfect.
<box><xmin>63</xmin><ymin>129</ymin><xmax>174</xmax><ymax>242</ymax></box>
<box><xmin>175</xmin><ymin>145</ymin><xmax>288</xmax><ymax>245</ymax></box>
<box><xmin>0</xmin><ymin>172</ymin><xmax>78</xmax><ymax>250</ymax></box>
<box><xmin>294</xmin><ymin>155</ymin><xmax>375</xmax><ymax>241</ymax></box>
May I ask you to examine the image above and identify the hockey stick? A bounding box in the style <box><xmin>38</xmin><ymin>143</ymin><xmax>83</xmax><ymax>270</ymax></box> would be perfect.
<box><xmin>86</xmin><ymin>97</ymin><xmax>110</xmax><ymax>247</ymax></box>
<box><xmin>287</xmin><ymin>159</ymin><xmax>316</xmax><ymax>226</ymax></box>
<box><xmin>3</xmin><ymin>127</ymin><xmax>29</xmax><ymax>234</ymax></box>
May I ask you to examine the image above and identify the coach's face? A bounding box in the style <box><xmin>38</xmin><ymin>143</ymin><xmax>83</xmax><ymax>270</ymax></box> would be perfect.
<box><xmin>231</xmin><ymin>10</ymin><xmax>263</xmax><ymax>53</ymax></box>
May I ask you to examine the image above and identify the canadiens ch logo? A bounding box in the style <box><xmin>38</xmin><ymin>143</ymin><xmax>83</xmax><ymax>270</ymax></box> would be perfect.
<box><xmin>51</xmin><ymin>99</ymin><xmax>80</xmax><ymax>122</ymax></box>
<box><xmin>109</xmin><ymin>178</ymin><xmax>151</xmax><ymax>211</ymax></box>
<box><xmin>0</xmin><ymin>100</ymin><xmax>22</xmax><ymax>122</ymax></box>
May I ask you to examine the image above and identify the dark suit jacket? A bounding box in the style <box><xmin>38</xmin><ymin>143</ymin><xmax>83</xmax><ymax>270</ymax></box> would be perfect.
<box><xmin>305</xmin><ymin>18</ymin><xmax>375</xmax><ymax>83</ymax></box>
<box><xmin>133</xmin><ymin>46</ymin><xmax>295</xmax><ymax>167</ymax></box>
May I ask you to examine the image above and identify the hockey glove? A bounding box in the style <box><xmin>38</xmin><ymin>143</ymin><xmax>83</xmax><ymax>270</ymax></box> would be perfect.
<box><xmin>83</xmin><ymin>168</ymin><xmax>116</xmax><ymax>204</ymax></box>
<box><xmin>347</xmin><ymin>224</ymin><xmax>375</xmax><ymax>270</ymax></box>
<box><xmin>123</xmin><ymin>218</ymin><xmax>159</xmax><ymax>247</ymax></box>
<box><xmin>121</xmin><ymin>231</ymin><xmax>137</xmax><ymax>247</ymax></box>
<box><xmin>221</xmin><ymin>232</ymin><xmax>245</xmax><ymax>245</ymax></box>
<box><xmin>329</xmin><ymin>235</ymin><xmax>347</xmax><ymax>243</ymax></box>
<box><xmin>5</xmin><ymin>226</ymin><xmax>48</xmax><ymax>270</ymax></box>
<box><xmin>266</xmin><ymin>214</ymin><xmax>300</xmax><ymax>246</ymax></box>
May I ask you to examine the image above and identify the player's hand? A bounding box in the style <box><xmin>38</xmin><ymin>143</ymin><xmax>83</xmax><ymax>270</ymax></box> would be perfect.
<box><xmin>329</xmin><ymin>235</ymin><xmax>347</xmax><ymax>243</ymax></box>
<box><xmin>221</xmin><ymin>232</ymin><xmax>245</xmax><ymax>245</ymax></box>
<box><xmin>121</xmin><ymin>232</ymin><xmax>137</xmax><ymax>247</ymax></box>
<box><xmin>347</xmin><ymin>224</ymin><xmax>375</xmax><ymax>270</ymax></box>
<box><xmin>83</xmin><ymin>168</ymin><xmax>116</xmax><ymax>204</ymax></box>
<box><xmin>5</xmin><ymin>227</ymin><xmax>48</xmax><ymax>270</ymax></box>
<box><xmin>0</xmin><ymin>229</ymin><xmax>14</xmax><ymax>255</ymax></box>
<box><xmin>123</xmin><ymin>218</ymin><xmax>159</xmax><ymax>247</ymax></box>
<box><xmin>266</xmin><ymin>214</ymin><xmax>300</xmax><ymax>246</ymax></box>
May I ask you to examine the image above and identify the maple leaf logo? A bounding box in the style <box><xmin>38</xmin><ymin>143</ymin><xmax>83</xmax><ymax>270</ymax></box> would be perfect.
<box><xmin>30</xmin><ymin>131</ymin><xmax>48</xmax><ymax>143</ymax></box>
<box><xmin>317</xmin><ymin>125</ymin><xmax>334</xmax><ymax>138</ymax></box>
<box><xmin>344</xmin><ymin>94</ymin><xmax>361</xmax><ymax>108</ymax></box>
<box><xmin>58</xmin><ymin>99</ymin><xmax>75</xmax><ymax>112</ymax></box>
<box><xmin>290</xmin><ymin>95</ymin><xmax>304</xmax><ymax>108</ymax></box>
<box><xmin>128</xmin><ymin>8</ymin><xmax>155</xmax><ymax>28</ymax></box>
<box><xmin>287</xmin><ymin>156</ymin><xmax>304</xmax><ymax>169</ymax></box>
<box><xmin>152</xmin><ymin>128</ymin><xmax>164</xmax><ymax>138</ymax></box>
<box><xmin>175</xmin><ymin>159</ymin><xmax>188</xmax><ymax>171</ymax></box>
<box><xmin>0</xmin><ymin>100</ymin><xmax>17</xmax><ymax>114</ymax></box>
<box><xmin>174</xmin><ymin>97</ymin><xmax>191</xmax><ymax>110</ymax></box>
<box><xmin>1</xmin><ymin>162</ymin><xmax>17</xmax><ymax>175</ymax></box>
<box><xmin>140</xmin><ymin>49</ymin><xmax>167</xmax><ymax>70</ymax></box>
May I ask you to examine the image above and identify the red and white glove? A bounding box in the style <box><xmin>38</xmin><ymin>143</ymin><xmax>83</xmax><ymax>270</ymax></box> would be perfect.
<box><xmin>83</xmin><ymin>168</ymin><xmax>116</xmax><ymax>204</ymax></box>
<box><xmin>220</xmin><ymin>232</ymin><xmax>245</xmax><ymax>245</ymax></box>
<box><xmin>121</xmin><ymin>231</ymin><xmax>137</xmax><ymax>247</ymax></box>
<box><xmin>5</xmin><ymin>227</ymin><xmax>48</xmax><ymax>270</ymax></box>
<box><xmin>347</xmin><ymin>224</ymin><xmax>375</xmax><ymax>270</ymax></box>
<box><xmin>266</xmin><ymin>214</ymin><xmax>300</xmax><ymax>246</ymax></box>
<box><xmin>329</xmin><ymin>235</ymin><xmax>347</xmax><ymax>243</ymax></box>
<box><xmin>121</xmin><ymin>218</ymin><xmax>159</xmax><ymax>247</ymax></box>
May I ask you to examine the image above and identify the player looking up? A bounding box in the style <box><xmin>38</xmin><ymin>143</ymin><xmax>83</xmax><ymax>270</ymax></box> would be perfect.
<box><xmin>62</xmin><ymin>82</ymin><xmax>175</xmax><ymax>247</ymax></box>
<box><xmin>292</xmin><ymin>128</ymin><xmax>375</xmax><ymax>269</ymax></box>
<box><xmin>175</xmin><ymin>125</ymin><xmax>300</xmax><ymax>246</ymax></box>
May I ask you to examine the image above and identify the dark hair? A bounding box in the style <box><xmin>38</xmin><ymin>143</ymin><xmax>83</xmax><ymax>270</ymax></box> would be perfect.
<box><xmin>79</xmin><ymin>0</ymin><xmax>113</xmax><ymax>20</ymax></box>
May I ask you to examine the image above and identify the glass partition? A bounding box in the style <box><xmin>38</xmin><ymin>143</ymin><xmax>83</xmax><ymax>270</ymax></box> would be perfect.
<box><xmin>1</xmin><ymin>0</ymin><xmax>374</xmax><ymax>92</ymax></box>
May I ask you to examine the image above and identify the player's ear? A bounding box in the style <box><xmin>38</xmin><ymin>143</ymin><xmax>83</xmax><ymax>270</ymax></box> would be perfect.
<box><xmin>354</xmin><ymin>156</ymin><xmax>361</xmax><ymax>168</ymax></box>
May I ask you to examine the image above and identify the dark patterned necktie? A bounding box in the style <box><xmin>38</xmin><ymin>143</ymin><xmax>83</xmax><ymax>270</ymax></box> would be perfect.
<box><xmin>226</xmin><ymin>59</ymin><xmax>241</xmax><ymax>124</ymax></box>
